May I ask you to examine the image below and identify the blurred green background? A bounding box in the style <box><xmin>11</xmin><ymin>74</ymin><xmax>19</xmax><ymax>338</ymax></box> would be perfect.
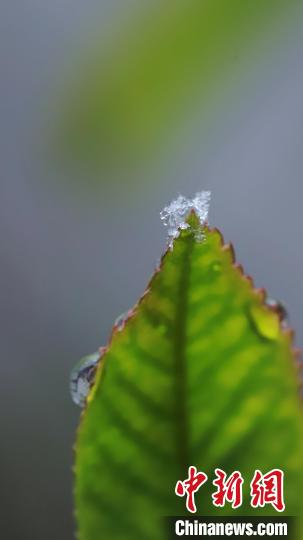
<box><xmin>0</xmin><ymin>1</ymin><xmax>303</xmax><ymax>538</ymax></box>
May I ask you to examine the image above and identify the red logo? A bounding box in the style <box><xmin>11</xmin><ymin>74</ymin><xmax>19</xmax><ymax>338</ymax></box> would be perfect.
<box><xmin>250</xmin><ymin>469</ymin><xmax>285</xmax><ymax>512</ymax></box>
<box><xmin>175</xmin><ymin>467</ymin><xmax>285</xmax><ymax>513</ymax></box>
<box><xmin>175</xmin><ymin>466</ymin><xmax>208</xmax><ymax>513</ymax></box>
<box><xmin>212</xmin><ymin>468</ymin><xmax>244</xmax><ymax>509</ymax></box>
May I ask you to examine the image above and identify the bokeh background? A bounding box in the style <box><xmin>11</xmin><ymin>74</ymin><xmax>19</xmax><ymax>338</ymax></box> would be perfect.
<box><xmin>1</xmin><ymin>1</ymin><xmax>303</xmax><ymax>538</ymax></box>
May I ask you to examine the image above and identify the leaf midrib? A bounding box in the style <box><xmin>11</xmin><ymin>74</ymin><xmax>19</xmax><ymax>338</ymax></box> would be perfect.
<box><xmin>174</xmin><ymin>233</ymin><xmax>194</xmax><ymax>474</ymax></box>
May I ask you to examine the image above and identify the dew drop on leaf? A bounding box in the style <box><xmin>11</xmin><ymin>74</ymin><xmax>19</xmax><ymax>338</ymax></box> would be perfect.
<box><xmin>211</xmin><ymin>261</ymin><xmax>222</xmax><ymax>273</ymax></box>
<box><xmin>70</xmin><ymin>352</ymin><xmax>101</xmax><ymax>407</ymax></box>
<box><xmin>265</xmin><ymin>297</ymin><xmax>289</xmax><ymax>327</ymax></box>
<box><xmin>248</xmin><ymin>303</ymin><xmax>280</xmax><ymax>340</ymax></box>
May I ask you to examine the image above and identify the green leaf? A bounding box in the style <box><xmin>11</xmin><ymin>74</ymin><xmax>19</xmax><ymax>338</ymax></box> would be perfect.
<box><xmin>76</xmin><ymin>214</ymin><xmax>303</xmax><ymax>539</ymax></box>
<box><xmin>59</xmin><ymin>0</ymin><xmax>298</xmax><ymax>169</ymax></box>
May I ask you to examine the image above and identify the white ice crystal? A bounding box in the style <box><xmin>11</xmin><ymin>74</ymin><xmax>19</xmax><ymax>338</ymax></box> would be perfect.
<box><xmin>160</xmin><ymin>191</ymin><xmax>211</xmax><ymax>246</ymax></box>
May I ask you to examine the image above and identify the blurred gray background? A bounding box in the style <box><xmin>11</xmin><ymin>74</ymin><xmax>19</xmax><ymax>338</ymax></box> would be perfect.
<box><xmin>0</xmin><ymin>1</ymin><xmax>303</xmax><ymax>539</ymax></box>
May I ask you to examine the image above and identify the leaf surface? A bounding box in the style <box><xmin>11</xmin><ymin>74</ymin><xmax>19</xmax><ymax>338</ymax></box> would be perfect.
<box><xmin>76</xmin><ymin>216</ymin><xmax>303</xmax><ymax>539</ymax></box>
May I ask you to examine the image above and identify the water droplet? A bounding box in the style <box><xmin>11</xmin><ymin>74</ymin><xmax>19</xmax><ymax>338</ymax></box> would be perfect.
<box><xmin>160</xmin><ymin>191</ymin><xmax>211</xmax><ymax>246</ymax></box>
<box><xmin>70</xmin><ymin>352</ymin><xmax>101</xmax><ymax>407</ymax></box>
<box><xmin>265</xmin><ymin>298</ymin><xmax>288</xmax><ymax>327</ymax></box>
<box><xmin>211</xmin><ymin>261</ymin><xmax>222</xmax><ymax>273</ymax></box>
<box><xmin>248</xmin><ymin>303</ymin><xmax>280</xmax><ymax>340</ymax></box>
